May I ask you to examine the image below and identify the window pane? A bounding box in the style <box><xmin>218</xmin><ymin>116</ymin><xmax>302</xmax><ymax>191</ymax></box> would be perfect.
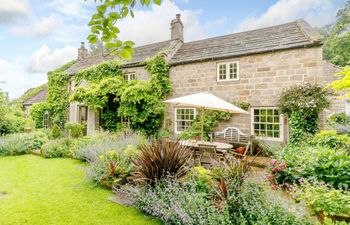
<box><xmin>176</xmin><ymin>108</ymin><xmax>196</xmax><ymax>133</ymax></box>
<box><xmin>253</xmin><ymin>108</ymin><xmax>281</xmax><ymax>139</ymax></box>
<box><xmin>229</xmin><ymin>63</ymin><xmax>237</xmax><ymax>79</ymax></box>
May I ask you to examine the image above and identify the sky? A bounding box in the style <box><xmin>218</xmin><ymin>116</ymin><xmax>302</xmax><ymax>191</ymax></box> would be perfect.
<box><xmin>0</xmin><ymin>0</ymin><xmax>347</xmax><ymax>99</ymax></box>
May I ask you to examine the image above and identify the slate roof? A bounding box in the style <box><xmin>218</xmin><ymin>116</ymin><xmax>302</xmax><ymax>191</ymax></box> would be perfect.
<box><xmin>66</xmin><ymin>40</ymin><xmax>171</xmax><ymax>74</ymax></box>
<box><xmin>23</xmin><ymin>86</ymin><xmax>48</xmax><ymax>106</ymax></box>
<box><xmin>170</xmin><ymin>20</ymin><xmax>323</xmax><ymax>65</ymax></box>
<box><xmin>66</xmin><ymin>19</ymin><xmax>322</xmax><ymax>74</ymax></box>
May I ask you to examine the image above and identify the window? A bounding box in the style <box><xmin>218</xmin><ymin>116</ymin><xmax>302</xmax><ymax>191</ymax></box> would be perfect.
<box><xmin>252</xmin><ymin>108</ymin><xmax>282</xmax><ymax>140</ymax></box>
<box><xmin>175</xmin><ymin>108</ymin><xmax>196</xmax><ymax>133</ymax></box>
<box><xmin>217</xmin><ymin>62</ymin><xmax>239</xmax><ymax>81</ymax></box>
<box><xmin>124</xmin><ymin>72</ymin><xmax>136</xmax><ymax>81</ymax></box>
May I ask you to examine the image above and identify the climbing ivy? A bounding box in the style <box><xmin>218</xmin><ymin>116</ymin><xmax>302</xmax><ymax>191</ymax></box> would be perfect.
<box><xmin>46</xmin><ymin>60</ymin><xmax>77</xmax><ymax>126</ymax></box>
<box><xmin>70</xmin><ymin>55</ymin><xmax>171</xmax><ymax>135</ymax></box>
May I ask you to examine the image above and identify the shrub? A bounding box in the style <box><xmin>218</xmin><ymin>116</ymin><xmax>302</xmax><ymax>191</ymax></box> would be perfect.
<box><xmin>41</xmin><ymin>138</ymin><xmax>71</xmax><ymax>158</ymax></box>
<box><xmin>312</xmin><ymin>130</ymin><xmax>350</xmax><ymax>152</ymax></box>
<box><xmin>129</xmin><ymin>180</ymin><xmax>311</xmax><ymax>225</ymax></box>
<box><xmin>65</xmin><ymin>122</ymin><xmax>84</xmax><ymax>138</ymax></box>
<box><xmin>132</xmin><ymin>140</ymin><xmax>192</xmax><ymax>185</ymax></box>
<box><xmin>293</xmin><ymin>182</ymin><xmax>350</xmax><ymax>217</ymax></box>
<box><xmin>77</xmin><ymin>132</ymin><xmax>145</xmax><ymax>186</ymax></box>
<box><xmin>0</xmin><ymin>132</ymin><xmax>49</xmax><ymax>156</ymax></box>
<box><xmin>278</xmin><ymin>83</ymin><xmax>330</xmax><ymax>143</ymax></box>
<box><xmin>187</xmin><ymin>166</ymin><xmax>212</xmax><ymax>193</ymax></box>
<box><xmin>328</xmin><ymin>113</ymin><xmax>350</xmax><ymax>126</ymax></box>
<box><xmin>51</xmin><ymin>124</ymin><xmax>61</xmax><ymax>139</ymax></box>
<box><xmin>270</xmin><ymin>143</ymin><xmax>350</xmax><ymax>190</ymax></box>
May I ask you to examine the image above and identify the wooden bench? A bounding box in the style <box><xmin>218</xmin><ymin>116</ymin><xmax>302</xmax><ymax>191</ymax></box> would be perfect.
<box><xmin>214</xmin><ymin>127</ymin><xmax>250</xmax><ymax>144</ymax></box>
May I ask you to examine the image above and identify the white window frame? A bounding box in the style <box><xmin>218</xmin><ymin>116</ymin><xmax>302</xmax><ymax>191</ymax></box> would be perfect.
<box><xmin>124</xmin><ymin>72</ymin><xmax>136</xmax><ymax>81</ymax></box>
<box><xmin>174</xmin><ymin>107</ymin><xmax>197</xmax><ymax>134</ymax></box>
<box><xmin>251</xmin><ymin>107</ymin><xmax>284</xmax><ymax>141</ymax></box>
<box><xmin>217</xmin><ymin>61</ymin><xmax>239</xmax><ymax>82</ymax></box>
<box><xmin>346</xmin><ymin>101</ymin><xmax>350</xmax><ymax>116</ymax></box>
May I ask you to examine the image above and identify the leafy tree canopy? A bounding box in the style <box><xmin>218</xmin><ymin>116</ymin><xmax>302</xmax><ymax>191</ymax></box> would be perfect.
<box><xmin>87</xmin><ymin>0</ymin><xmax>162</xmax><ymax>60</ymax></box>
<box><xmin>322</xmin><ymin>0</ymin><xmax>350</xmax><ymax>67</ymax></box>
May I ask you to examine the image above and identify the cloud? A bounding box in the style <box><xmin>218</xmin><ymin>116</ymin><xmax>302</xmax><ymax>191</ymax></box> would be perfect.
<box><xmin>0</xmin><ymin>0</ymin><xmax>31</xmax><ymax>24</ymax></box>
<box><xmin>27</xmin><ymin>45</ymin><xmax>76</xmax><ymax>73</ymax></box>
<box><xmin>46</xmin><ymin>0</ymin><xmax>92</xmax><ymax>20</ymax></box>
<box><xmin>235</xmin><ymin>0</ymin><xmax>341</xmax><ymax>32</ymax></box>
<box><xmin>10</xmin><ymin>14</ymin><xmax>62</xmax><ymax>38</ymax></box>
<box><xmin>0</xmin><ymin>58</ymin><xmax>47</xmax><ymax>99</ymax></box>
<box><xmin>117</xmin><ymin>1</ymin><xmax>227</xmax><ymax>45</ymax></box>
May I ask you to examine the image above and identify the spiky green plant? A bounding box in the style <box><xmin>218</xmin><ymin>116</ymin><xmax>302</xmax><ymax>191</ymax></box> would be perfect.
<box><xmin>132</xmin><ymin>140</ymin><xmax>192</xmax><ymax>185</ymax></box>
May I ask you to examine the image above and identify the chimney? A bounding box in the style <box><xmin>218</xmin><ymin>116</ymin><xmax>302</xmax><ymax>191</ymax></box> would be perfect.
<box><xmin>78</xmin><ymin>42</ymin><xmax>88</xmax><ymax>60</ymax></box>
<box><xmin>170</xmin><ymin>14</ymin><xmax>184</xmax><ymax>42</ymax></box>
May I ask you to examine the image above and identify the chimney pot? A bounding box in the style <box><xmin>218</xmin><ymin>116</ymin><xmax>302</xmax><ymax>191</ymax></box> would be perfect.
<box><xmin>78</xmin><ymin>41</ymin><xmax>88</xmax><ymax>60</ymax></box>
<box><xmin>171</xmin><ymin>14</ymin><xmax>184</xmax><ymax>42</ymax></box>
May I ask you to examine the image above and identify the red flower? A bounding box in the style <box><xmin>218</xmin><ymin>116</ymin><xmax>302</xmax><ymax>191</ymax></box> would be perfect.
<box><xmin>266</xmin><ymin>174</ymin><xmax>275</xmax><ymax>180</ymax></box>
<box><xmin>273</xmin><ymin>167</ymin><xmax>279</xmax><ymax>173</ymax></box>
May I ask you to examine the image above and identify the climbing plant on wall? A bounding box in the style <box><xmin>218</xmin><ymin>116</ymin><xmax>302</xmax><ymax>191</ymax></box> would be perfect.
<box><xmin>70</xmin><ymin>54</ymin><xmax>171</xmax><ymax>135</ymax></box>
<box><xmin>46</xmin><ymin>60</ymin><xmax>76</xmax><ymax>126</ymax></box>
<box><xmin>278</xmin><ymin>83</ymin><xmax>331</xmax><ymax>143</ymax></box>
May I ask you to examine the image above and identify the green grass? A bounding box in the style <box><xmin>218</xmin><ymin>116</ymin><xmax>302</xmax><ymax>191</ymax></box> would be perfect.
<box><xmin>0</xmin><ymin>155</ymin><xmax>160</xmax><ymax>225</ymax></box>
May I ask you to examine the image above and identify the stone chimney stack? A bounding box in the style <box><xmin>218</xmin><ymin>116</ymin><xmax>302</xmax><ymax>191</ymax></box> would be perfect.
<box><xmin>171</xmin><ymin>14</ymin><xmax>184</xmax><ymax>42</ymax></box>
<box><xmin>78</xmin><ymin>42</ymin><xmax>88</xmax><ymax>60</ymax></box>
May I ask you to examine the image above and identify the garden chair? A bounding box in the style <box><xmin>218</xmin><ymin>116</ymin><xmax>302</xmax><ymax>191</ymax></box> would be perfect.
<box><xmin>197</xmin><ymin>143</ymin><xmax>217</xmax><ymax>168</ymax></box>
<box><xmin>231</xmin><ymin>141</ymin><xmax>250</xmax><ymax>161</ymax></box>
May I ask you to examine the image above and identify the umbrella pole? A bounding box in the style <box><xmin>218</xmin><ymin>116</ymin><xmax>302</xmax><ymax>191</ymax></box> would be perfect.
<box><xmin>201</xmin><ymin>108</ymin><xmax>205</xmax><ymax>140</ymax></box>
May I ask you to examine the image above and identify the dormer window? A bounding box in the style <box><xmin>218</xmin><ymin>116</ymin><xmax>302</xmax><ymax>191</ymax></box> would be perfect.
<box><xmin>217</xmin><ymin>62</ymin><xmax>239</xmax><ymax>81</ymax></box>
<box><xmin>124</xmin><ymin>72</ymin><xmax>136</xmax><ymax>81</ymax></box>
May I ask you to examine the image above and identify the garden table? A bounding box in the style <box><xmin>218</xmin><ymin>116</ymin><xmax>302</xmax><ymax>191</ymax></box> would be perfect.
<box><xmin>180</xmin><ymin>140</ymin><xmax>233</xmax><ymax>152</ymax></box>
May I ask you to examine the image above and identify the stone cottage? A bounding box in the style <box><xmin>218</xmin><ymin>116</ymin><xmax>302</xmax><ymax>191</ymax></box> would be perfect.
<box><xmin>65</xmin><ymin>14</ymin><xmax>348</xmax><ymax>142</ymax></box>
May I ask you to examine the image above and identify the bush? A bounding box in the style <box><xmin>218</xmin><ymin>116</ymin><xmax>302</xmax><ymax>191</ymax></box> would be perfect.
<box><xmin>132</xmin><ymin>140</ymin><xmax>192</xmax><ymax>185</ymax></box>
<box><xmin>312</xmin><ymin>130</ymin><xmax>350</xmax><ymax>152</ymax></box>
<box><xmin>130</xmin><ymin>180</ymin><xmax>311</xmax><ymax>225</ymax></box>
<box><xmin>65</xmin><ymin>122</ymin><xmax>84</xmax><ymax>138</ymax></box>
<box><xmin>328</xmin><ymin>113</ymin><xmax>350</xmax><ymax>126</ymax></box>
<box><xmin>270</xmin><ymin>141</ymin><xmax>350</xmax><ymax>190</ymax></box>
<box><xmin>41</xmin><ymin>138</ymin><xmax>71</xmax><ymax>158</ymax></box>
<box><xmin>0</xmin><ymin>132</ymin><xmax>49</xmax><ymax>156</ymax></box>
<box><xmin>294</xmin><ymin>181</ymin><xmax>350</xmax><ymax>218</ymax></box>
<box><xmin>74</xmin><ymin>132</ymin><xmax>146</xmax><ymax>186</ymax></box>
<box><xmin>51</xmin><ymin>124</ymin><xmax>61</xmax><ymax>139</ymax></box>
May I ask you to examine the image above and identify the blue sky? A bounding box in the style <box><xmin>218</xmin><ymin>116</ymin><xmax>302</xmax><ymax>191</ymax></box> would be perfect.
<box><xmin>0</xmin><ymin>0</ymin><xmax>347</xmax><ymax>98</ymax></box>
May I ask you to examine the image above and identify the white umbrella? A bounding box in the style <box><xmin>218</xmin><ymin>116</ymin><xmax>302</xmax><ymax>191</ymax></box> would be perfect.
<box><xmin>164</xmin><ymin>93</ymin><xmax>249</xmax><ymax>140</ymax></box>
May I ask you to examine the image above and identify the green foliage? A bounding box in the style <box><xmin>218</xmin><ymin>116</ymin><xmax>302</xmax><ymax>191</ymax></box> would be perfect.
<box><xmin>322</xmin><ymin>1</ymin><xmax>350</xmax><ymax>67</ymax></box>
<box><xmin>29</xmin><ymin>102</ymin><xmax>51</xmax><ymax>129</ymax></box>
<box><xmin>278</xmin><ymin>83</ymin><xmax>330</xmax><ymax>143</ymax></box>
<box><xmin>46</xmin><ymin>60</ymin><xmax>76</xmax><ymax>125</ymax></box>
<box><xmin>71</xmin><ymin>55</ymin><xmax>170</xmax><ymax>135</ymax></box>
<box><xmin>41</xmin><ymin>138</ymin><xmax>71</xmax><ymax>158</ymax></box>
<box><xmin>0</xmin><ymin>89</ymin><xmax>28</xmax><ymax>134</ymax></box>
<box><xmin>329</xmin><ymin>67</ymin><xmax>350</xmax><ymax>99</ymax></box>
<box><xmin>179</xmin><ymin>110</ymin><xmax>231</xmax><ymax>140</ymax></box>
<box><xmin>0</xmin><ymin>131</ymin><xmax>49</xmax><ymax>156</ymax></box>
<box><xmin>294</xmin><ymin>182</ymin><xmax>350</xmax><ymax>217</ymax></box>
<box><xmin>88</xmin><ymin>0</ymin><xmax>162</xmax><ymax>59</ymax></box>
<box><xmin>328</xmin><ymin>112</ymin><xmax>350</xmax><ymax>125</ymax></box>
<box><xmin>271</xmin><ymin>133</ymin><xmax>350</xmax><ymax>190</ymax></box>
<box><xmin>64</xmin><ymin>122</ymin><xmax>84</xmax><ymax>138</ymax></box>
<box><xmin>235</xmin><ymin>101</ymin><xmax>250</xmax><ymax>111</ymax></box>
<box><xmin>51</xmin><ymin>124</ymin><xmax>61</xmax><ymax>139</ymax></box>
<box><xmin>312</xmin><ymin>130</ymin><xmax>350</xmax><ymax>152</ymax></box>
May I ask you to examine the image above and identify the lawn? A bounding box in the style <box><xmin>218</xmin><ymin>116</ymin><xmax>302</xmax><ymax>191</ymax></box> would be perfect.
<box><xmin>0</xmin><ymin>155</ymin><xmax>160</xmax><ymax>225</ymax></box>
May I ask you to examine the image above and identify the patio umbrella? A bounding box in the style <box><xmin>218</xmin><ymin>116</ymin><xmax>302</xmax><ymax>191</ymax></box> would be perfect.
<box><xmin>164</xmin><ymin>93</ymin><xmax>249</xmax><ymax>140</ymax></box>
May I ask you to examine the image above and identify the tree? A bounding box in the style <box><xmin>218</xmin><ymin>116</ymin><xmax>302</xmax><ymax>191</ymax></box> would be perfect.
<box><xmin>322</xmin><ymin>0</ymin><xmax>350</xmax><ymax>67</ymax></box>
<box><xmin>329</xmin><ymin>67</ymin><xmax>350</xmax><ymax>98</ymax></box>
<box><xmin>87</xmin><ymin>0</ymin><xmax>162</xmax><ymax>60</ymax></box>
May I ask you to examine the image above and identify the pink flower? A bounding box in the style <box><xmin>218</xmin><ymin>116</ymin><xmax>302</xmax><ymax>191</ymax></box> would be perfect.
<box><xmin>266</xmin><ymin>174</ymin><xmax>275</xmax><ymax>181</ymax></box>
<box><xmin>271</xmin><ymin>184</ymin><xmax>280</xmax><ymax>190</ymax></box>
<box><xmin>279</xmin><ymin>162</ymin><xmax>286</xmax><ymax>171</ymax></box>
<box><xmin>273</xmin><ymin>167</ymin><xmax>279</xmax><ymax>173</ymax></box>
<box><xmin>270</xmin><ymin>159</ymin><xmax>277</xmax><ymax>165</ymax></box>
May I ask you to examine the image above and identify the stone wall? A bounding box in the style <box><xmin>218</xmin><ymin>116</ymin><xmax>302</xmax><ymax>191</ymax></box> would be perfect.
<box><xmin>166</xmin><ymin>46</ymin><xmax>341</xmax><ymax>141</ymax></box>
